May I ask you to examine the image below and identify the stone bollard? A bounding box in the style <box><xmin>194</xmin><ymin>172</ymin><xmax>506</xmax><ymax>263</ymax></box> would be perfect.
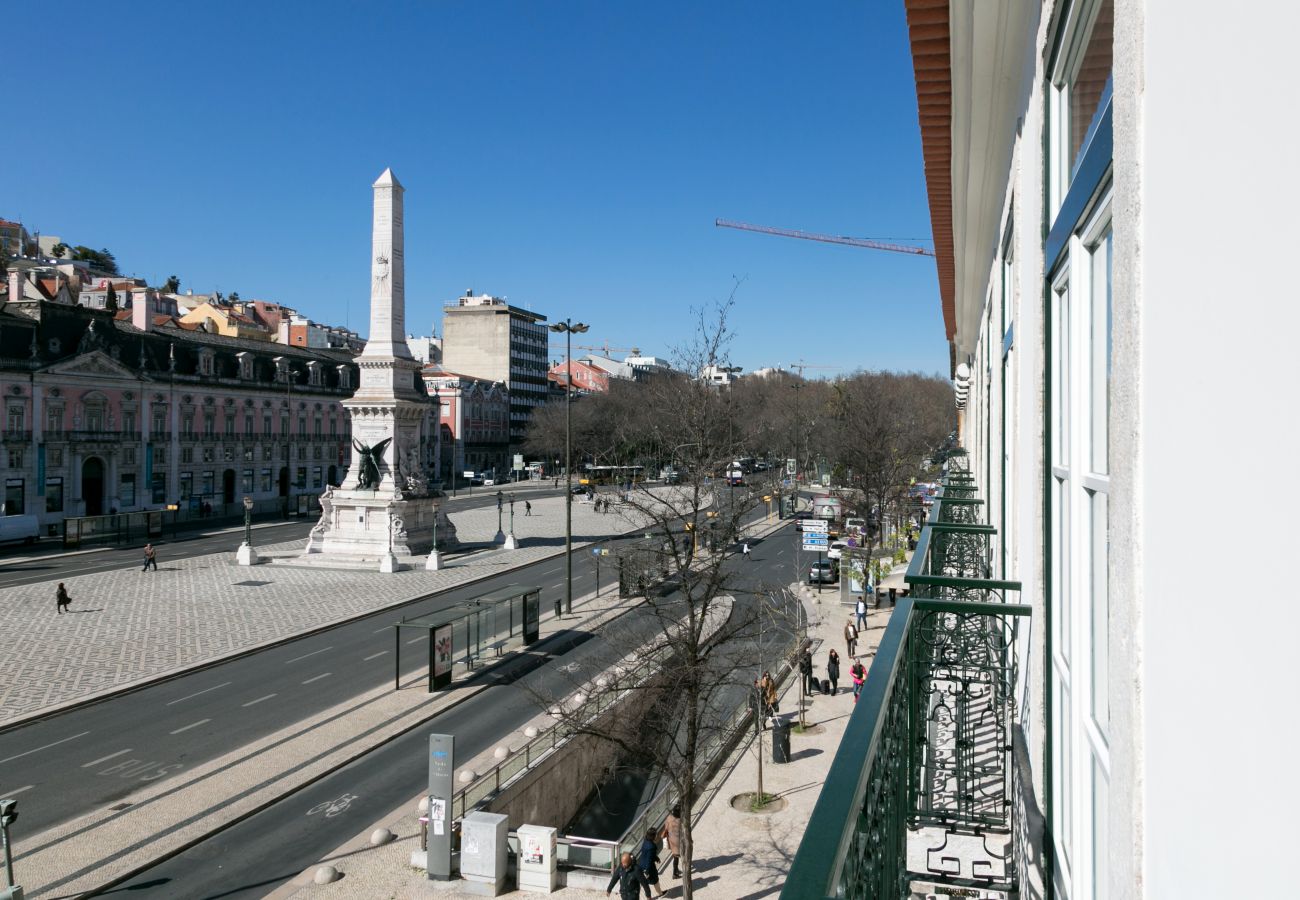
<box><xmin>314</xmin><ymin>865</ymin><xmax>340</xmax><ymax>884</ymax></box>
<box><xmin>371</xmin><ymin>828</ymin><xmax>394</xmax><ymax>846</ymax></box>
<box><xmin>459</xmin><ymin>769</ymin><xmax>477</xmax><ymax>784</ymax></box>
<box><xmin>418</xmin><ymin>796</ymin><xmax>430</xmax><ymax>814</ymax></box>
<box><xmin>494</xmin><ymin>746</ymin><xmax>510</xmax><ymax>761</ymax></box>
<box><xmin>524</xmin><ymin>726</ymin><xmax>539</xmax><ymax>739</ymax></box>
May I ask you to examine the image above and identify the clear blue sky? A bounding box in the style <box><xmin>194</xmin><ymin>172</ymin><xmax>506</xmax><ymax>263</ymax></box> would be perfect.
<box><xmin>7</xmin><ymin>1</ymin><xmax>945</xmax><ymax>376</ymax></box>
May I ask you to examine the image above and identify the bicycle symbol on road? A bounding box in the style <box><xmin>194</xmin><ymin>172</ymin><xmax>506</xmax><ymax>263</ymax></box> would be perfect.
<box><xmin>307</xmin><ymin>793</ymin><xmax>358</xmax><ymax>818</ymax></box>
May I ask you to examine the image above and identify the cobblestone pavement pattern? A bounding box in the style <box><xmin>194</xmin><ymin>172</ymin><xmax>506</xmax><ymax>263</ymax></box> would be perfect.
<box><xmin>0</xmin><ymin>493</ymin><xmax>666</xmax><ymax>723</ymax></box>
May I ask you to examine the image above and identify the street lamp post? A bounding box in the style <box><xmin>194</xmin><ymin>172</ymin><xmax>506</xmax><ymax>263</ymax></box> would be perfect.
<box><xmin>504</xmin><ymin>492</ymin><xmax>519</xmax><ymax>550</ymax></box>
<box><xmin>549</xmin><ymin>318</ymin><xmax>589</xmax><ymax>615</ymax></box>
<box><xmin>236</xmin><ymin>495</ymin><xmax>258</xmax><ymax>566</ymax></box>
<box><xmin>494</xmin><ymin>490</ymin><xmax>505</xmax><ymax>544</ymax></box>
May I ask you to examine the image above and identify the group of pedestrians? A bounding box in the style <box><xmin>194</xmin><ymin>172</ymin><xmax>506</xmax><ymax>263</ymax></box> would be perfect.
<box><xmin>607</xmin><ymin>805</ymin><xmax>684</xmax><ymax>898</ymax></box>
<box><xmin>55</xmin><ymin>542</ymin><xmax>159</xmax><ymax>615</ymax></box>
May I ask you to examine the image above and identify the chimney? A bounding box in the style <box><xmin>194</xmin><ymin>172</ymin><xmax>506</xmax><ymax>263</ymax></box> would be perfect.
<box><xmin>7</xmin><ymin>269</ymin><xmax>22</xmax><ymax>303</ymax></box>
<box><xmin>132</xmin><ymin>290</ymin><xmax>154</xmax><ymax>332</ymax></box>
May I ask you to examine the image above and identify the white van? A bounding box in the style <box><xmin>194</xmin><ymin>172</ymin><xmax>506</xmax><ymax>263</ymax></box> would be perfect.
<box><xmin>0</xmin><ymin>514</ymin><xmax>40</xmax><ymax>545</ymax></box>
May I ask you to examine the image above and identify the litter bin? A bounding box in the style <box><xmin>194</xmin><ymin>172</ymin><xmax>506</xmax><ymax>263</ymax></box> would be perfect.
<box><xmin>771</xmin><ymin>717</ymin><xmax>791</xmax><ymax>763</ymax></box>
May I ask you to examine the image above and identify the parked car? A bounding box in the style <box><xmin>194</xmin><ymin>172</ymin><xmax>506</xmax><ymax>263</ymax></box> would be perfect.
<box><xmin>482</xmin><ymin>477</ymin><xmax>496</xmax><ymax>486</ymax></box>
<box><xmin>572</xmin><ymin>484</ymin><xmax>589</xmax><ymax>495</ymax></box>
<box><xmin>808</xmin><ymin>560</ymin><xmax>839</xmax><ymax>584</ymax></box>
<box><xmin>827</xmin><ymin>540</ymin><xmax>848</xmax><ymax>560</ymax></box>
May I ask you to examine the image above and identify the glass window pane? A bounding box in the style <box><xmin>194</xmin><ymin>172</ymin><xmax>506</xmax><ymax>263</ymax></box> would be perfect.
<box><xmin>1091</xmin><ymin>759</ymin><xmax>1109</xmax><ymax>899</ymax></box>
<box><xmin>1055</xmin><ymin>476</ymin><xmax>1071</xmax><ymax>662</ymax></box>
<box><xmin>1090</xmin><ymin>229</ymin><xmax>1112</xmax><ymax>474</ymax></box>
<box><xmin>1070</xmin><ymin>0</ymin><xmax>1114</xmax><ymax>166</ymax></box>
<box><xmin>1090</xmin><ymin>490</ymin><xmax>1109</xmax><ymax>734</ymax></box>
<box><xmin>1055</xmin><ymin>678</ymin><xmax>1074</xmax><ymax>870</ymax></box>
<box><xmin>1054</xmin><ymin>285</ymin><xmax>1071</xmax><ymax>468</ymax></box>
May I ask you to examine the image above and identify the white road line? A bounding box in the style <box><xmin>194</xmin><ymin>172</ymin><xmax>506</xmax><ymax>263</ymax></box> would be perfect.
<box><xmin>301</xmin><ymin>673</ymin><xmax>332</xmax><ymax>685</ymax></box>
<box><xmin>165</xmin><ymin>681</ymin><xmax>233</xmax><ymax>706</ymax></box>
<box><xmin>283</xmin><ymin>646</ymin><xmax>332</xmax><ymax>664</ymax></box>
<box><xmin>169</xmin><ymin>719</ymin><xmax>211</xmax><ymax>735</ymax></box>
<box><xmin>373</xmin><ymin>626</ymin><xmax>392</xmax><ymax>634</ymax></box>
<box><xmin>406</xmin><ymin>636</ymin><xmax>425</xmax><ymax>644</ymax></box>
<box><xmin>0</xmin><ymin>731</ymin><xmax>91</xmax><ymax>765</ymax></box>
<box><xmin>363</xmin><ymin>651</ymin><xmax>388</xmax><ymax>661</ymax></box>
<box><xmin>81</xmin><ymin>748</ymin><xmax>133</xmax><ymax>769</ymax></box>
<box><xmin>4</xmin><ymin>785</ymin><xmax>33</xmax><ymax>797</ymax></box>
<box><xmin>242</xmin><ymin>693</ymin><xmax>278</xmax><ymax>707</ymax></box>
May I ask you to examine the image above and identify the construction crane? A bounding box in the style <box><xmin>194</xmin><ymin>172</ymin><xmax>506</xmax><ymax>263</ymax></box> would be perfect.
<box><xmin>552</xmin><ymin>341</ymin><xmax>642</xmax><ymax>357</ymax></box>
<box><xmin>789</xmin><ymin>360</ymin><xmax>840</xmax><ymax>378</ymax></box>
<box><xmin>715</xmin><ymin>218</ymin><xmax>935</xmax><ymax>258</ymax></box>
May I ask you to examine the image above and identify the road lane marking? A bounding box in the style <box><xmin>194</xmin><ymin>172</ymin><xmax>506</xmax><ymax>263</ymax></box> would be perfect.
<box><xmin>165</xmin><ymin>681</ymin><xmax>233</xmax><ymax>706</ymax></box>
<box><xmin>284</xmin><ymin>646</ymin><xmax>332</xmax><ymax>664</ymax></box>
<box><xmin>0</xmin><ymin>731</ymin><xmax>91</xmax><ymax>765</ymax></box>
<box><xmin>5</xmin><ymin>785</ymin><xmax>33</xmax><ymax>796</ymax></box>
<box><xmin>406</xmin><ymin>636</ymin><xmax>425</xmax><ymax>644</ymax></box>
<box><xmin>169</xmin><ymin>719</ymin><xmax>211</xmax><ymax>735</ymax></box>
<box><xmin>242</xmin><ymin>694</ymin><xmax>278</xmax><ymax>707</ymax></box>
<box><xmin>363</xmin><ymin>651</ymin><xmax>388</xmax><ymax>661</ymax></box>
<box><xmin>373</xmin><ymin>626</ymin><xmax>391</xmax><ymax>634</ymax></box>
<box><xmin>81</xmin><ymin>749</ymin><xmax>133</xmax><ymax>769</ymax></box>
<box><xmin>301</xmin><ymin>673</ymin><xmax>332</xmax><ymax>685</ymax></box>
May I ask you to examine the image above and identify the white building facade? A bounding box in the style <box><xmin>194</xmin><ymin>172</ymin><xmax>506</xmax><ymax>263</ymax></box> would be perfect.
<box><xmin>905</xmin><ymin>1</ymin><xmax>1299</xmax><ymax>898</ymax></box>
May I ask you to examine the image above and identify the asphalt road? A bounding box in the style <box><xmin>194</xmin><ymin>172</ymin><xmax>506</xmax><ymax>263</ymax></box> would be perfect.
<box><xmin>109</xmin><ymin>526</ymin><xmax>798</xmax><ymax>899</ymax></box>
<box><xmin>0</xmin><ymin>485</ymin><xmax>566</xmax><ymax>590</ymax></box>
<box><xmin>0</xmin><ymin>528</ymin><xmax>624</xmax><ymax>838</ymax></box>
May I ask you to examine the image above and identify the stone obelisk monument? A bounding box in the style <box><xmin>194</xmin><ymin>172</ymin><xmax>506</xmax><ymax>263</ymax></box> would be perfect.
<box><xmin>301</xmin><ymin>169</ymin><xmax>454</xmax><ymax>570</ymax></box>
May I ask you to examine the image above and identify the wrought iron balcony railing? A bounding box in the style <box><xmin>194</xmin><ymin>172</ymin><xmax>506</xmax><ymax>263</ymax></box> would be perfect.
<box><xmin>782</xmin><ymin>463</ymin><xmax>1028</xmax><ymax>900</ymax></box>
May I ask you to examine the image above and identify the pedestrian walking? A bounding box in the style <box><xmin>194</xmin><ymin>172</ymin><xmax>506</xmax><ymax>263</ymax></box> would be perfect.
<box><xmin>844</xmin><ymin>618</ymin><xmax>859</xmax><ymax>657</ymax></box>
<box><xmin>851</xmin><ymin>659</ymin><xmax>867</xmax><ymax>702</ymax></box>
<box><xmin>759</xmin><ymin>670</ymin><xmax>778</xmax><ymax>724</ymax></box>
<box><xmin>606</xmin><ymin>851</ymin><xmax>652</xmax><ymax>899</ymax></box>
<box><xmin>855</xmin><ymin>596</ymin><xmax>867</xmax><ymax>630</ymax></box>
<box><xmin>56</xmin><ymin>582</ymin><xmax>71</xmax><ymax>615</ymax></box>
<box><xmin>742</xmin><ymin>541</ymin><xmax>751</xmax><ymax>560</ymax></box>
<box><xmin>659</xmin><ymin>805</ymin><xmax>683</xmax><ymax>878</ymax></box>
<box><xmin>827</xmin><ymin>649</ymin><xmax>841</xmax><ymax>695</ymax></box>
<box><xmin>142</xmin><ymin>543</ymin><xmax>158</xmax><ymax>572</ymax></box>
<box><xmin>800</xmin><ymin>648</ymin><xmax>817</xmax><ymax>695</ymax></box>
<box><xmin>639</xmin><ymin>828</ymin><xmax>665</xmax><ymax>897</ymax></box>
<box><xmin>525</xmin><ymin>500</ymin><xmax>532</xmax><ymax>516</ymax></box>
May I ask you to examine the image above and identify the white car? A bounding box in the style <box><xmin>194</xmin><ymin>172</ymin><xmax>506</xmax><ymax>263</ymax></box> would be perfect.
<box><xmin>827</xmin><ymin>540</ymin><xmax>848</xmax><ymax>560</ymax></box>
<box><xmin>482</xmin><ymin>477</ymin><xmax>496</xmax><ymax>486</ymax></box>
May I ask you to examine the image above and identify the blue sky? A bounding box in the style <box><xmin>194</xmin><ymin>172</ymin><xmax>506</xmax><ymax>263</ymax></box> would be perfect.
<box><xmin>6</xmin><ymin>1</ymin><xmax>945</xmax><ymax>376</ymax></box>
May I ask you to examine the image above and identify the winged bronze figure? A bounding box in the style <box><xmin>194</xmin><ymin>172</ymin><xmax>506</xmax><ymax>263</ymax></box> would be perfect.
<box><xmin>352</xmin><ymin>437</ymin><xmax>392</xmax><ymax>490</ymax></box>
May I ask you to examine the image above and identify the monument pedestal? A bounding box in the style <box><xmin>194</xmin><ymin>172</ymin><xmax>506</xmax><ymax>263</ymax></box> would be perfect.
<box><xmin>303</xmin><ymin>488</ymin><xmax>458</xmax><ymax>567</ymax></box>
<box><xmin>236</xmin><ymin>543</ymin><xmax>260</xmax><ymax>566</ymax></box>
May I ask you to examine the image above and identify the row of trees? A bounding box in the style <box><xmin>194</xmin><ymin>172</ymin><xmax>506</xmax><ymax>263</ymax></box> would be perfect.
<box><xmin>524</xmin><ymin>302</ymin><xmax>954</xmax><ymax>897</ymax></box>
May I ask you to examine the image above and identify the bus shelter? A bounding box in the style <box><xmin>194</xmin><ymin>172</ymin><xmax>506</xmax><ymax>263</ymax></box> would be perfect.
<box><xmin>394</xmin><ymin>584</ymin><xmax>542</xmax><ymax>692</ymax></box>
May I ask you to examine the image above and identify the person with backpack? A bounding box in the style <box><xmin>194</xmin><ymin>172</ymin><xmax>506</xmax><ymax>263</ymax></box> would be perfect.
<box><xmin>851</xmin><ymin>659</ymin><xmax>867</xmax><ymax>702</ymax></box>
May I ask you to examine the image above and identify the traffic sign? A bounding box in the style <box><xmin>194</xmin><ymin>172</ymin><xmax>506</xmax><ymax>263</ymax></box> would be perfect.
<box><xmin>802</xmin><ymin>542</ymin><xmax>828</xmax><ymax>552</ymax></box>
<box><xmin>802</xmin><ymin>519</ymin><xmax>829</xmax><ymax>533</ymax></box>
<box><xmin>802</xmin><ymin>535</ymin><xmax>829</xmax><ymax>549</ymax></box>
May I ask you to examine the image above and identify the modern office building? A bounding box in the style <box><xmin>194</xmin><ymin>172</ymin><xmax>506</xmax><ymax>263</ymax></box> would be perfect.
<box><xmin>439</xmin><ymin>292</ymin><xmax>548</xmax><ymax>446</ymax></box>
<box><xmin>785</xmin><ymin>2</ymin><xmax>1295</xmax><ymax>899</ymax></box>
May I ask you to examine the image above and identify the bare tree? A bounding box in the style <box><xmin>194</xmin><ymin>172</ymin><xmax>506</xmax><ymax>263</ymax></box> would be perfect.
<box><xmin>527</xmin><ymin>297</ymin><xmax>800</xmax><ymax>899</ymax></box>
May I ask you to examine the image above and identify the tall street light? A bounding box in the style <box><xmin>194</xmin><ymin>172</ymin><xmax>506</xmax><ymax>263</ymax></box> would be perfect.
<box><xmin>550</xmin><ymin>318</ymin><xmax>589</xmax><ymax>615</ymax></box>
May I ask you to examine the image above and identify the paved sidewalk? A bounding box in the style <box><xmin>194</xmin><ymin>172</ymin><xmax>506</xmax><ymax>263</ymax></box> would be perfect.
<box><xmin>12</xmin><ymin>577</ymin><xmax>641</xmax><ymax>898</ymax></box>
<box><xmin>265</xmin><ymin>519</ymin><xmax>893</xmax><ymax>900</ymax></box>
<box><xmin>0</xmin><ymin>492</ymin><xmax>665</xmax><ymax>725</ymax></box>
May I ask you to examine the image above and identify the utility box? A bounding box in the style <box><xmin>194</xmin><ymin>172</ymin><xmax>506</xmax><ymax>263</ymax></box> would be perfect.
<box><xmin>772</xmin><ymin>716</ymin><xmax>792</xmax><ymax>763</ymax></box>
<box><xmin>516</xmin><ymin>823</ymin><xmax>558</xmax><ymax>893</ymax></box>
<box><xmin>460</xmin><ymin>811</ymin><xmax>509</xmax><ymax>896</ymax></box>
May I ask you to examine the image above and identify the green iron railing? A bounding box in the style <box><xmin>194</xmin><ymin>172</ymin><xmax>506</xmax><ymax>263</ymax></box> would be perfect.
<box><xmin>782</xmin><ymin>464</ymin><xmax>1028</xmax><ymax>900</ymax></box>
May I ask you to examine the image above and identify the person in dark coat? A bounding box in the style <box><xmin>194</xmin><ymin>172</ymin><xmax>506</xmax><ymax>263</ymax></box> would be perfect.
<box><xmin>607</xmin><ymin>851</ymin><xmax>652</xmax><ymax>899</ymax></box>
<box><xmin>56</xmin><ymin>583</ymin><xmax>71</xmax><ymax>615</ymax></box>
<box><xmin>638</xmin><ymin>828</ymin><xmax>665</xmax><ymax>897</ymax></box>
<box><xmin>827</xmin><ymin>648</ymin><xmax>841</xmax><ymax>695</ymax></box>
<box><xmin>800</xmin><ymin>648</ymin><xmax>817</xmax><ymax>694</ymax></box>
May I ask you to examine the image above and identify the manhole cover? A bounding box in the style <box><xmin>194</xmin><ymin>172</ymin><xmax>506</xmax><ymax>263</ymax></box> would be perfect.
<box><xmin>108</xmin><ymin>802</ymin><xmax>133</xmax><ymax>812</ymax></box>
<box><xmin>233</xmin><ymin>580</ymin><xmax>271</xmax><ymax>587</ymax></box>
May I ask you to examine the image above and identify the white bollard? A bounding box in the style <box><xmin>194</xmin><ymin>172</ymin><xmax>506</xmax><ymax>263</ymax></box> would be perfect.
<box><xmin>371</xmin><ymin>828</ymin><xmax>394</xmax><ymax>846</ymax></box>
<box><xmin>314</xmin><ymin>865</ymin><xmax>340</xmax><ymax>884</ymax></box>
